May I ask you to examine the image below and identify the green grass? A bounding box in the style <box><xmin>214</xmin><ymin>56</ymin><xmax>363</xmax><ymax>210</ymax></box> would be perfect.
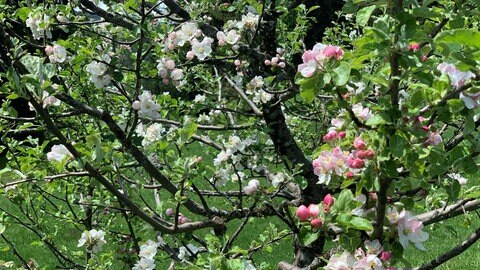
<box><xmin>403</xmin><ymin>215</ymin><xmax>480</xmax><ymax>269</ymax></box>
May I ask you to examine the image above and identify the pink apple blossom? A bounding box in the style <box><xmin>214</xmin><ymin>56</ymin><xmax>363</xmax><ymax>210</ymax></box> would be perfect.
<box><xmin>437</xmin><ymin>62</ymin><xmax>475</xmax><ymax>89</ymax></box>
<box><xmin>313</xmin><ymin>147</ymin><xmax>349</xmax><ymax>185</ymax></box>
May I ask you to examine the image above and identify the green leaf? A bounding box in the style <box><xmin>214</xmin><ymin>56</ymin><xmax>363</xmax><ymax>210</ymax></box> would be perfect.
<box><xmin>178</xmin><ymin>122</ymin><xmax>198</xmax><ymax>145</ymax></box>
<box><xmin>332</xmin><ymin>62</ymin><xmax>351</xmax><ymax>86</ymax></box>
<box><xmin>435</xmin><ymin>29</ymin><xmax>480</xmax><ymax>49</ymax></box>
<box><xmin>0</xmin><ymin>223</ymin><xmax>4</xmax><ymax>234</ymax></box>
<box><xmin>464</xmin><ymin>114</ymin><xmax>475</xmax><ymax>136</ymax></box>
<box><xmin>86</xmin><ymin>134</ymin><xmax>104</xmax><ymax>162</ymax></box>
<box><xmin>334</xmin><ymin>189</ymin><xmax>354</xmax><ymax>213</ymax></box>
<box><xmin>390</xmin><ymin>133</ymin><xmax>408</xmax><ymax>158</ymax></box>
<box><xmin>298</xmin><ymin>228</ymin><xmax>319</xmax><ymax>246</ymax></box>
<box><xmin>357</xmin><ymin>5</ymin><xmax>376</xmax><ymax>26</ymax></box>
<box><xmin>365</xmin><ymin>114</ymin><xmax>389</xmax><ymax>126</ymax></box>
<box><xmin>446</xmin><ymin>180</ymin><xmax>460</xmax><ymax>202</ymax></box>
<box><xmin>14</xmin><ymin>7</ymin><xmax>31</xmax><ymax>21</ymax></box>
<box><xmin>349</xmin><ymin>216</ymin><xmax>374</xmax><ymax>231</ymax></box>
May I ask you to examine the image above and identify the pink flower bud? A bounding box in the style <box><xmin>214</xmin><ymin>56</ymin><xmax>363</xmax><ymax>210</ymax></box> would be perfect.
<box><xmin>308</xmin><ymin>204</ymin><xmax>320</xmax><ymax>218</ymax></box>
<box><xmin>178</xmin><ymin>214</ymin><xmax>189</xmax><ymax>224</ymax></box>
<box><xmin>132</xmin><ymin>100</ymin><xmax>141</xmax><ymax>110</ymax></box>
<box><xmin>165</xmin><ymin>60</ymin><xmax>176</xmax><ymax>70</ymax></box>
<box><xmin>353</xmin><ymin>137</ymin><xmax>366</xmax><ymax>150</ymax></box>
<box><xmin>380</xmin><ymin>251</ymin><xmax>392</xmax><ymax>261</ymax></box>
<box><xmin>232</xmin><ymin>45</ymin><xmax>240</xmax><ymax>51</ymax></box>
<box><xmin>323</xmin><ymin>130</ymin><xmax>338</xmax><ymax>141</ymax></box>
<box><xmin>169</xmin><ymin>32</ymin><xmax>177</xmax><ymax>40</ymax></box>
<box><xmin>162</xmin><ymin>78</ymin><xmax>170</xmax><ymax>85</ymax></box>
<box><xmin>264</xmin><ymin>59</ymin><xmax>271</xmax><ymax>66</ymax></box>
<box><xmin>186</xmin><ymin>51</ymin><xmax>195</xmax><ymax>60</ymax></box>
<box><xmin>408</xmin><ymin>43</ymin><xmax>420</xmax><ymax>52</ymax></box>
<box><xmin>356</xmin><ymin>150</ymin><xmax>367</xmax><ymax>159</ymax></box>
<box><xmin>218</xmin><ymin>39</ymin><xmax>226</xmax><ymax>46</ymax></box>
<box><xmin>234</xmin><ymin>59</ymin><xmax>241</xmax><ymax>66</ymax></box>
<box><xmin>364</xmin><ymin>149</ymin><xmax>375</xmax><ymax>159</ymax></box>
<box><xmin>278</xmin><ymin>62</ymin><xmax>286</xmax><ymax>68</ymax></box>
<box><xmin>271</xmin><ymin>57</ymin><xmax>279</xmax><ymax>64</ymax></box>
<box><xmin>168</xmin><ymin>43</ymin><xmax>175</xmax><ymax>50</ymax></box>
<box><xmin>45</xmin><ymin>45</ymin><xmax>54</xmax><ymax>55</ymax></box>
<box><xmin>345</xmin><ymin>171</ymin><xmax>354</xmax><ymax>179</ymax></box>
<box><xmin>165</xmin><ymin>208</ymin><xmax>174</xmax><ymax>216</ymax></box>
<box><xmin>337</xmin><ymin>131</ymin><xmax>346</xmax><ymax>139</ymax></box>
<box><xmin>349</xmin><ymin>158</ymin><xmax>365</xmax><ymax>169</ymax></box>
<box><xmin>421</xmin><ymin>55</ymin><xmax>428</xmax><ymax>62</ymax></box>
<box><xmin>310</xmin><ymin>218</ymin><xmax>323</xmax><ymax>228</ymax></box>
<box><xmin>323</xmin><ymin>46</ymin><xmax>344</xmax><ymax>59</ymax></box>
<box><xmin>296</xmin><ymin>205</ymin><xmax>310</xmax><ymax>221</ymax></box>
<box><xmin>323</xmin><ymin>194</ymin><xmax>334</xmax><ymax>208</ymax></box>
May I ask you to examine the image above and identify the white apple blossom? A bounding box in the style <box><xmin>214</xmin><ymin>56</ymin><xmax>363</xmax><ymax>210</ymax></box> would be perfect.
<box><xmin>138</xmin><ymin>240</ymin><xmax>159</xmax><ymax>260</ymax></box>
<box><xmin>137</xmin><ymin>91</ymin><xmax>160</xmax><ymax>119</ymax></box>
<box><xmin>47</xmin><ymin>144</ymin><xmax>73</xmax><ymax>162</ymax></box>
<box><xmin>194</xmin><ymin>94</ymin><xmax>206</xmax><ymax>103</ymax></box>
<box><xmin>86</xmin><ymin>59</ymin><xmax>111</xmax><ymax>88</ymax></box>
<box><xmin>253</xmin><ymin>90</ymin><xmax>273</xmax><ymax>104</ymax></box>
<box><xmin>191</xmin><ymin>37</ymin><xmax>213</xmax><ymax>60</ymax></box>
<box><xmin>217</xmin><ymin>30</ymin><xmax>241</xmax><ymax>45</ymax></box>
<box><xmin>197</xmin><ymin>113</ymin><xmax>210</xmax><ymax>123</ymax></box>
<box><xmin>271</xmin><ymin>172</ymin><xmax>285</xmax><ymax>188</ymax></box>
<box><xmin>325</xmin><ymin>251</ymin><xmax>356</xmax><ymax>270</ymax></box>
<box><xmin>47</xmin><ymin>44</ymin><xmax>67</xmax><ymax>63</ymax></box>
<box><xmin>132</xmin><ymin>258</ymin><xmax>155</xmax><ymax>270</ymax></box>
<box><xmin>448</xmin><ymin>173</ymin><xmax>468</xmax><ymax>185</ymax></box>
<box><xmin>178</xmin><ymin>244</ymin><xmax>199</xmax><ymax>260</ymax></box>
<box><xmin>175</xmin><ymin>22</ymin><xmax>198</xmax><ymax>46</ymax></box>
<box><xmin>241</xmin><ymin>12</ymin><xmax>259</xmax><ymax>30</ymax></box>
<box><xmin>142</xmin><ymin>123</ymin><xmax>165</xmax><ymax>146</ymax></box>
<box><xmin>26</xmin><ymin>12</ymin><xmax>52</xmax><ymax>40</ymax></box>
<box><xmin>213</xmin><ymin>149</ymin><xmax>232</xmax><ymax>166</ymax></box>
<box><xmin>170</xmin><ymin>68</ymin><xmax>184</xmax><ymax>81</ymax></box>
<box><xmin>459</xmin><ymin>91</ymin><xmax>480</xmax><ymax>109</ymax></box>
<box><xmin>77</xmin><ymin>229</ymin><xmax>106</xmax><ymax>253</ymax></box>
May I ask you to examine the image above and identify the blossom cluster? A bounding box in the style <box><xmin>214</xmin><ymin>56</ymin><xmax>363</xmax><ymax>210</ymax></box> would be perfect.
<box><xmin>295</xmin><ymin>194</ymin><xmax>334</xmax><ymax>228</ymax></box>
<box><xmin>246</xmin><ymin>76</ymin><xmax>272</xmax><ymax>104</ymax></box>
<box><xmin>86</xmin><ymin>54</ymin><xmax>112</xmax><ymax>88</ymax></box>
<box><xmin>77</xmin><ymin>229</ymin><xmax>106</xmax><ymax>253</ymax></box>
<box><xmin>132</xmin><ymin>91</ymin><xmax>161</xmax><ymax>119</ymax></box>
<box><xmin>325</xmin><ymin>240</ymin><xmax>393</xmax><ymax>270</ymax></box>
<box><xmin>156</xmin><ymin>57</ymin><xmax>184</xmax><ymax>86</ymax></box>
<box><xmin>45</xmin><ymin>44</ymin><xmax>67</xmax><ymax>63</ymax></box>
<box><xmin>132</xmin><ymin>240</ymin><xmax>159</xmax><ymax>270</ymax></box>
<box><xmin>212</xmin><ymin>135</ymin><xmax>255</xmax><ymax>186</ymax></box>
<box><xmin>298</xmin><ymin>43</ymin><xmax>344</xmax><ymax>78</ymax></box>
<box><xmin>264</xmin><ymin>48</ymin><xmax>287</xmax><ymax>68</ymax></box>
<box><xmin>26</xmin><ymin>11</ymin><xmax>52</xmax><ymax>40</ymax></box>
